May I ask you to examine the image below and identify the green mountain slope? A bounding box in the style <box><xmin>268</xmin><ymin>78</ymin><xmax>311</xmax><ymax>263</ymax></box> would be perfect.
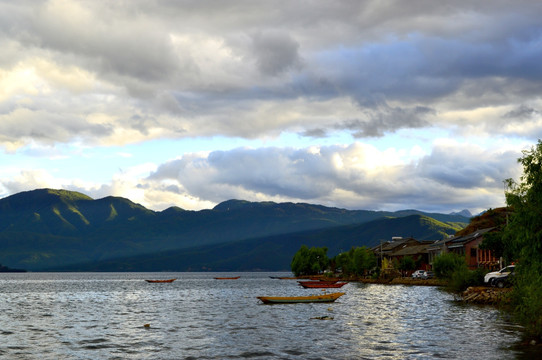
<box><xmin>0</xmin><ymin>188</ymin><xmax>469</xmax><ymax>271</ymax></box>
<box><xmin>49</xmin><ymin>214</ymin><xmax>463</xmax><ymax>272</ymax></box>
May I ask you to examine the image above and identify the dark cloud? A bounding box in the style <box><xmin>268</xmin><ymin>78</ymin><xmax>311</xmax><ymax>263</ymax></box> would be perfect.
<box><xmin>338</xmin><ymin>104</ymin><xmax>435</xmax><ymax>137</ymax></box>
<box><xmin>0</xmin><ymin>1</ymin><xmax>541</xmax><ymax>146</ymax></box>
<box><xmin>503</xmin><ymin>105</ymin><xmax>539</xmax><ymax>119</ymax></box>
<box><xmin>300</xmin><ymin>128</ymin><xmax>328</xmax><ymax>138</ymax></box>
<box><xmin>251</xmin><ymin>31</ymin><xmax>302</xmax><ymax>76</ymax></box>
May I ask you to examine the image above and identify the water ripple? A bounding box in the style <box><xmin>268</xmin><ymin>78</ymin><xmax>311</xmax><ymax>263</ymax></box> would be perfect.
<box><xmin>0</xmin><ymin>272</ymin><xmax>532</xmax><ymax>359</ymax></box>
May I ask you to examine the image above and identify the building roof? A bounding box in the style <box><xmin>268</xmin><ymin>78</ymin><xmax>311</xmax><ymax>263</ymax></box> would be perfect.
<box><xmin>446</xmin><ymin>227</ymin><xmax>494</xmax><ymax>249</ymax></box>
<box><xmin>392</xmin><ymin>243</ymin><xmax>432</xmax><ymax>256</ymax></box>
<box><xmin>373</xmin><ymin>237</ymin><xmax>434</xmax><ymax>257</ymax></box>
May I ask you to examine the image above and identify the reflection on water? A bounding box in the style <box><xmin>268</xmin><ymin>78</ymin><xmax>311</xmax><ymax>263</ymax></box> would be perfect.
<box><xmin>0</xmin><ymin>272</ymin><xmax>537</xmax><ymax>359</ymax></box>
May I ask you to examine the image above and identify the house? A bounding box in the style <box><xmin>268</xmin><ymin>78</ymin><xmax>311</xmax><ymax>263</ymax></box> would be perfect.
<box><xmin>445</xmin><ymin>227</ymin><xmax>500</xmax><ymax>270</ymax></box>
<box><xmin>374</xmin><ymin>227</ymin><xmax>502</xmax><ymax>274</ymax></box>
<box><xmin>374</xmin><ymin>237</ymin><xmax>434</xmax><ymax>271</ymax></box>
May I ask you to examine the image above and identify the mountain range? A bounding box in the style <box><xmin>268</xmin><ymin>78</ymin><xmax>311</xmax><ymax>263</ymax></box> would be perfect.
<box><xmin>0</xmin><ymin>188</ymin><xmax>470</xmax><ymax>271</ymax></box>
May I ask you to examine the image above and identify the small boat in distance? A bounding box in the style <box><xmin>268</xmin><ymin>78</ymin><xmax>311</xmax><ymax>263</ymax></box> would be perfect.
<box><xmin>214</xmin><ymin>276</ymin><xmax>241</xmax><ymax>280</ymax></box>
<box><xmin>257</xmin><ymin>292</ymin><xmax>345</xmax><ymax>304</ymax></box>
<box><xmin>145</xmin><ymin>279</ymin><xmax>176</xmax><ymax>283</ymax></box>
<box><xmin>298</xmin><ymin>281</ymin><xmax>348</xmax><ymax>289</ymax></box>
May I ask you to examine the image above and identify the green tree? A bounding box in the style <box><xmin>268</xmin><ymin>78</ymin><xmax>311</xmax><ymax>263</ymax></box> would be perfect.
<box><xmin>353</xmin><ymin>247</ymin><xmax>377</xmax><ymax>276</ymax></box>
<box><xmin>398</xmin><ymin>256</ymin><xmax>416</xmax><ymax>274</ymax></box>
<box><xmin>479</xmin><ymin>231</ymin><xmax>507</xmax><ymax>260</ymax></box>
<box><xmin>333</xmin><ymin>247</ymin><xmax>377</xmax><ymax>277</ymax></box>
<box><xmin>500</xmin><ymin>140</ymin><xmax>542</xmax><ymax>338</ymax></box>
<box><xmin>291</xmin><ymin>245</ymin><xmax>329</xmax><ymax>276</ymax></box>
<box><xmin>335</xmin><ymin>249</ymin><xmax>355</xmax><ymax>275</ymax></box>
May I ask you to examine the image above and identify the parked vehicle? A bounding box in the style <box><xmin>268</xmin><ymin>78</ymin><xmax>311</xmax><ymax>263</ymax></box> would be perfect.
<box><xmin>492</xmin><ymin>272</ymin><xmax>515</xmax><ymax>288</ymax></box>
<box><xmin>421</xmin><ymin>270</ymin><xmax>434</xmax><ymax>279</ymax></box>
<box><xmin>412</xmin><ymin>270</ymin><xmax>425</xmax><ymax>279</ymax></box>
<box><xmin>484</xmin><ymin>265</ymin><xmax>515</xmax><ymax>285</ymax></box>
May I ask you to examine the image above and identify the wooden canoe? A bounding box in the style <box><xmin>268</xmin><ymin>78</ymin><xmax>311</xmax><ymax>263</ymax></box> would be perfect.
<box><xmin>257</xmin><ymin>292</ymin><xmax>345</xmax><ymax>304</ymax></box>
<box><xmin>298</xmin><ymin>281</ymin><xmax>348</xmax><ymax>289</ymax></box>
<box><xmin>145</xmin><ymin>278</ymin><xmax>176</xmax><ymax>283</ymax></box>
<box><xmin>214</xmin><ymin>276</ymin><xmax>241</xmax><ymax>280</ymax></box>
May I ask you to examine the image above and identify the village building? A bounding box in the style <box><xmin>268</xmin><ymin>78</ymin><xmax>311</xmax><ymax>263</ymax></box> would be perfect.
<box><xmin>374</xmin><ymin>237</ymin><xmax>434</xmax><ymax>272</ymax></box>
<box><xmin>376</xmin><ymin>227</ymin><xmax>501</xmax><ymax>273</ymax></box>
<box><xmin>445</xmin><ymin>227</ymin><xmax>500</xmax><ymax>270</ymax></box>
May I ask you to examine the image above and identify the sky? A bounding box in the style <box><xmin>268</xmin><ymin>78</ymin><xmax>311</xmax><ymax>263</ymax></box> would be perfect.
<box><xmin>1</xmin><ymin>0</ymin><xmax>541</xmax><ymax>214</ymax></box>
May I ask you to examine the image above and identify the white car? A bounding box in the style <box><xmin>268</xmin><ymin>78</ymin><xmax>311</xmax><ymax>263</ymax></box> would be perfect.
<box><xmin>412</xmin><ymin>270</ymin><xmax>425</xmax><ymax>278</ymax></box>
<box><xmin>484</xmin><ymin>265</ymin><xmax>515</xmax><ymax>285</ymax></box>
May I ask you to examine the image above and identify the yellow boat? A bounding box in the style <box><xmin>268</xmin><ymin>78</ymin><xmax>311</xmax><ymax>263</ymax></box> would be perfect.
<box><xmin>257</xmin><ymin>292</ymin><xmax>345</xmax><ymax>304</ymax></box>
<box><xmin>145</xmin><ymin>278</ymin><xmax>176</xmax><ymax>283</ymax></box>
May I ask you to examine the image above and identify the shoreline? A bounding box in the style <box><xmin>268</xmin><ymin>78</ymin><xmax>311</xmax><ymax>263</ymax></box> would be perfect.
<box><xmin>303</xmin><ymin>275</ymin><xmax>512</xmax><ymax>305</ymax></box>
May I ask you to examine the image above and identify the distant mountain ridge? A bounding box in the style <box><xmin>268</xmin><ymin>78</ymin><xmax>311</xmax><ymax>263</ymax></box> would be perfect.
<box><xmin>0</xmin><ymin>188</ymin><xmax>470</xmax><ymax>271</ymax></box>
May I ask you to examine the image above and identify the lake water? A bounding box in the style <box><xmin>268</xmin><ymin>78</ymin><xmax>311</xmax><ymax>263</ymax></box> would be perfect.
<box><xmin>0</xmin><ymin>272</ymin><xmax>538</xmax><ymax>359</ymax></box>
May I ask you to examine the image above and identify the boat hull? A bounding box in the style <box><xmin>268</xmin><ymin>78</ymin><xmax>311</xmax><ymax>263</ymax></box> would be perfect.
<box><xmin>298</xmin><ymin>282</ymin><xmax>348</xmax><ymax>288</ymax></box>
<box><xmin>257</xmin><ymin>292</ymin><xmax>345</xmax><ymax>304</ymax></box>
<box><xmin>214</xmin><ymin>276</ymin><xmax>241</xmax><ymax>280</ymax></box>
<box><xmin>145</xmin><ymin>279</ymin><xmax>176</xmax><ymax>283</ymax></box>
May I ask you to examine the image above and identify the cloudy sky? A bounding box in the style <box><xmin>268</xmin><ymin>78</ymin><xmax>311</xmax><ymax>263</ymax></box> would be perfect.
<box><xmin>1</xmin><ymin>0</ymin><xmax>541</xmax><ymax>214</ymax></box>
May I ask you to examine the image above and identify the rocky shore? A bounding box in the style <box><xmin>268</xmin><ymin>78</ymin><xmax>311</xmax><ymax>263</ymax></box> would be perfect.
<box><xmin>351</xmin><ymin>277</ymin><xmax>512</xmax><ymax>306</ymax></box>
<box><xmin>459</xmin><ymin>286</ymin><xmax>512</xmax><ymax>305</ymax></box>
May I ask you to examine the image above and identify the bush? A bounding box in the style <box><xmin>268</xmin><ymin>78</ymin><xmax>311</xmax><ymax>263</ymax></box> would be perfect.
<box><xmin>448</xmin><ymin>267</ymin><xmax>486</xmax><ymax>292</ymax></box>
<box><xmin>433</xmin><ymin>252</ymin><xmax>465</xmax><ymax>279</ymax></box>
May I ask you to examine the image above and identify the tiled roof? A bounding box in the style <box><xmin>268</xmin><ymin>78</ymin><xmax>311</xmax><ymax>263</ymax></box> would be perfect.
<box><xmin>391</xmin><ymin>243</ymin><xmax>431</xmax><ymax>256</ymax></box>
<box><xmin>447</xmin><ymin>227</ymin><xmax>494</xmax><ymax>247</ymax></box>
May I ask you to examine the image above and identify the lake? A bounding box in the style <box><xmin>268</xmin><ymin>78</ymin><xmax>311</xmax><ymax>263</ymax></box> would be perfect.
<box><xmin>0</xmin><ymin>272</ymin><xmax>538</xmax><ymax>359</ymax></box>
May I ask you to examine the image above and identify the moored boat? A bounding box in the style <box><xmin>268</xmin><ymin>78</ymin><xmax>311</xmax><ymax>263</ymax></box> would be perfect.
<box><xmin>145</xmin><ymin>278</ymin><xmax>176</xmax><ymax>283</ymax></box>
<box><xmin>257</xmin><ymin>292</ymin><xmax>345</xmax><ymax>304</ymax></box>
<box><xmin>214</xmin><ymin>276</ymin><xmax>241</xmax><ymax>280</ymax></box>
<box><xmin>298</xmin><ymin>281</ymin><xmax>348</xmax><ymax>289</ymax></box>
<box><xmin>297</xmin><ymin>279</ymin><xmax>339</xmax><ymax>285</ymax></box>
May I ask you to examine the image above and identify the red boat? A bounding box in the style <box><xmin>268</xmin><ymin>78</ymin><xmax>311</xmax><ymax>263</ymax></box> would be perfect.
<box><xmin>297</xmin><ymin>280</ymin><xmax>339</xmax><ymax>285</ymax></box>
<box><xmin>298</xmin><ymin>281</ymin><xmax>348</xmax><ymax>288</ymax></box>
<box><xmin>214</xmin><ymin>276</ymin><xmax>241</xmax><ymax>280</ymax></box>
<box><xmin>145</xmin><ymin>278</ymin><xmax>176</xmax><ymax>283</ymax></box>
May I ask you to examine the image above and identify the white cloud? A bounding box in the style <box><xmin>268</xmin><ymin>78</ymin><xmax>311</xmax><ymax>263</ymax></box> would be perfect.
<box><xmin>146</xmin><ymin>141</ymin><xmax>522</xmax><ymax>213</ymax></box>
<box><xmin>0</xmin><ymin>139</ymin><xmax>525</xmax><ymax>214</ymax></box>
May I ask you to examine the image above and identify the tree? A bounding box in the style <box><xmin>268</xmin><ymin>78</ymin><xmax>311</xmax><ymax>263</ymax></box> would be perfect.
<box><xmin>333</xmin><ymin>246</ymin><xmax>377</xmax><ymax>277</ymax></box>
<box><xmin>291</xmin><ymin>245</ymin><xmax>329</xmax><ymax>276</ymax></box>
<box><xmin>335</xmin><ymin>249</ymin><xmax>355</xmax><ymax>275</ymax></box>
<box><xmin>398</xmin><ymin>256</ymin><xmax>416</xmax><ymax>274</ymax></box>
<box><xmin>352</xmin><ymin>247</ymin><xmax>377</xmax><ymax>276</ymax></box>
<box><xmin>500</xmin><ymin>140</ymin><xmax>542</xmax><ymax>338</ymax></box>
